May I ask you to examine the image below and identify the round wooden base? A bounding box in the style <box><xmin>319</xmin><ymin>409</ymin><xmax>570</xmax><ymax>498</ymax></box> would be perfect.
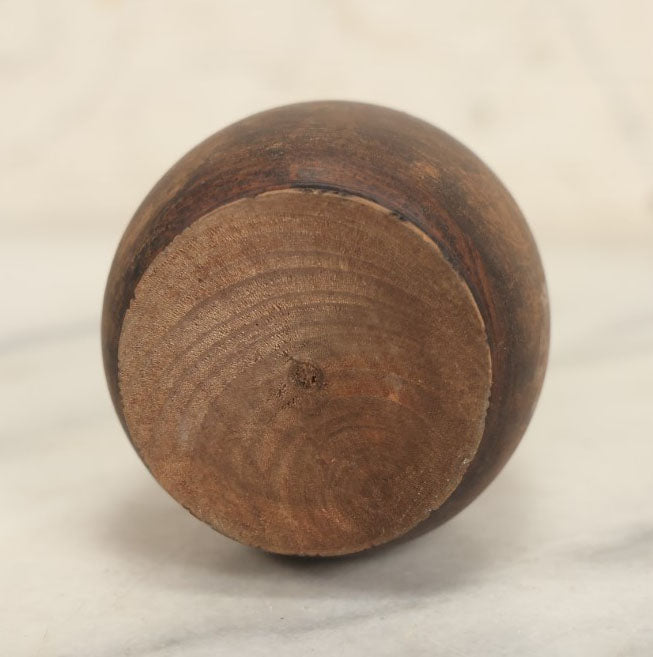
<box><xmin>118</xmin><ymin>190</ymin><xmax>491</xmax><ymax>555</ymax></box>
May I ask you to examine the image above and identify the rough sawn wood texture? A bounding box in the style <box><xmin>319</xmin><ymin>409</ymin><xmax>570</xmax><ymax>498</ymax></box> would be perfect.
<box><xmin>102</xmin><ymin>101</ymin><xmax>549</xmax><ymax>556</ymax></box>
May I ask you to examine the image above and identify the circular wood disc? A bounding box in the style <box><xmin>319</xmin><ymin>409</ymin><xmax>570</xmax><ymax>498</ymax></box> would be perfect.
<box><xmin>118</xmin><ymin>189</ymin><xmax>491</xmax><ymax>555</ymax></box>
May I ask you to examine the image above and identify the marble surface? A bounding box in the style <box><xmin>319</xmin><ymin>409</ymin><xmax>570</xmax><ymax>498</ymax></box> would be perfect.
<box><xmin>1</xmin><ymin>1</ymin><xmax>652</xmax><ymax>655</ymax></box>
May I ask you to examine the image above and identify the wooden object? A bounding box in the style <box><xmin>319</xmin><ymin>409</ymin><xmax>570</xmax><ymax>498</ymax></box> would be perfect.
<box><xmin>102</xmin><ymin>101</ymin><xmax>549</xmax><ymax>556</ymax></box>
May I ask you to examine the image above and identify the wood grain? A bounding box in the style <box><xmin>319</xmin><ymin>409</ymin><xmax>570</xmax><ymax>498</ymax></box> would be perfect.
<box><xmin>118</xmin><ymin>190</ymin><xmax>491</xmax><ymax>555</ymax></box>
<box><xmin>103</xmin><ymin>101</ymin><xmax>549</xmax><ymax>555</ymax></box>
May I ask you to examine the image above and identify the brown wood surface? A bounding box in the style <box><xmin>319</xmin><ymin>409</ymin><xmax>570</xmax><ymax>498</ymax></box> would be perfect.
<box><xmin>102</xmin><ymin>101</ymin><xmax>549</xmax><ymax>555</ymax></box>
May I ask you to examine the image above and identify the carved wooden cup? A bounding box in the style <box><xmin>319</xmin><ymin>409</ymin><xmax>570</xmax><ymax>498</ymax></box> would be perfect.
<box><xmin>102</xmin><ymin>102</ymin><xmax>549</xmax><ymax>556</ymax></box>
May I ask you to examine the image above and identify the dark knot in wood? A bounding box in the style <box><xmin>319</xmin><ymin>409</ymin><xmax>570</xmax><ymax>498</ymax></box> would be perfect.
<box><xmin>289</xmin><ymin>360</ymin><xmax>326</xmax><ymax>390</ymax></box>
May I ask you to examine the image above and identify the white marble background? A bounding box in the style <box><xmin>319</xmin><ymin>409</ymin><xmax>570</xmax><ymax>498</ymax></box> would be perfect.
<box><xmin>1</xmin><ymin>1</ymin><xmax>652</xmax><ymax>655</ymax></box>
